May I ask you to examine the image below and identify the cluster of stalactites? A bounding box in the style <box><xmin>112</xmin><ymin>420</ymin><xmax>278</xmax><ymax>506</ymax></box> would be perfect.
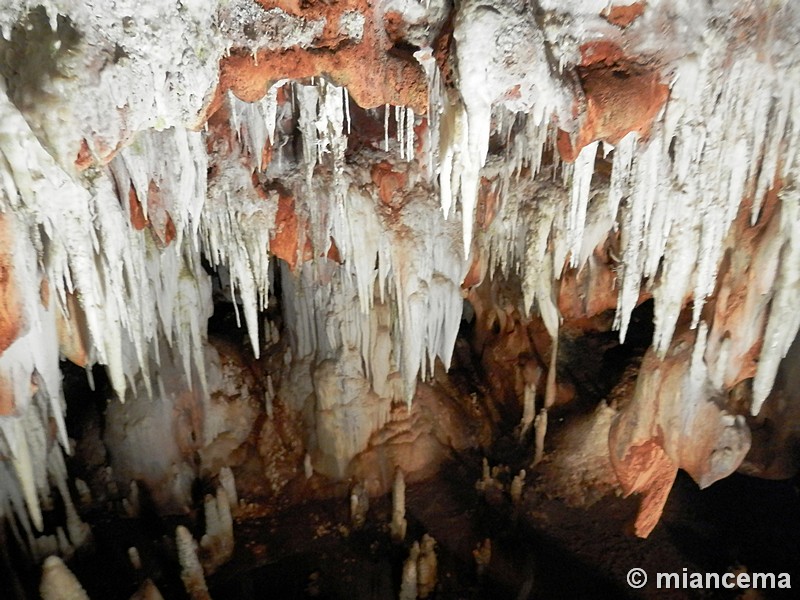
<box><xmin>225</xmin><ymin>76</ymin><xmax>463</xmax><ymax>402</ymax></box>
<box><xmin>447</xmin><ymin>1</ymin><xmax>800</xmax><ymax>415</ymax></box>
<box><xmin>0</xmin><ymin>92</ymin><xmax>213</xmax><ymax>562</ymax></box>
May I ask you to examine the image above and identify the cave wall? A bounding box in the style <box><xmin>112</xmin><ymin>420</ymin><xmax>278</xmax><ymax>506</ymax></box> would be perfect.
<box><xmin>0</xmin><ymin>0</ymin><xmax>799</xmax><ymax>567</ymax></box>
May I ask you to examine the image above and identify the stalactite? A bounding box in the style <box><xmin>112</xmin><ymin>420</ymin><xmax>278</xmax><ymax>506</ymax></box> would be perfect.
<box><xmin>0</xmin><ymin>0</ymin><xmax>799</xmax><ymax>554</ymax></box>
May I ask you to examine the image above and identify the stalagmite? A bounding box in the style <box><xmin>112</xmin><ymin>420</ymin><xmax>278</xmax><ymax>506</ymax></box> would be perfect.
<box><xmin>49</xmin><ymin>449</ymin><xmax>92</xmax><ymax>550</ymax></box>
<box><xmin>56</xmin><ymin>527</ymin><xmax>74</xmax><ymax>561</ymax></box>
<box><xmin>390</xmin><ymin>469</ymin><xmax>407</xmax><ymax>543</ymax></box>
<box><xmin>417</xmin><ymin>534</ymin><xmax>438</xmax><ymax>599</ymax></box>
<box><xmin>128</xmin><ymin>546</ymin><xmax>142</xmax><ymax>571</ymax></box>
<box><xmin>74</xmin><ymin>479</ymin><xmax>92</xmax><ymax>508</ymax></box>
<box><xmin>399</xmin><ymin>541</ymin><xmax>420</xmax><ymax>600</ymax></box>
<box><xmin>530</xmin><ymin>336</ymin><xmax>559</xmax><ymax>467</ymax></box>
<box><xmin>510</xmin><ymin>470</ymin><xmax>526</xmax><ymax>505</ymax></box>
<box><xmin>473</xmin><ymin>539</ymin><xmax>492</xmax><ymax>577</ymax></box>
<box><xmin>123</xmin><ymin>481</ymin><xmax>141</xmax><ymax>518</ymax></box>
<box><xmin>350</xmin><ymin>481</ymin><xmax>369</xmax><ymax>530</ymax></box>
<box><xmin>532</xmin><ymin>410</ymin><xmax>548</xmax><ymax>467</ymax></box>
<box><xmin>176</xmin><ymin>525</ymin><xmax>211</xmax><ymax>600</ymax></box>
<box><xmin>200</xmin><ymin>487</ymin><xmax>235</xmax><ymax>574</ymax></box>
<box><xmin>304</xmin><ymin>453</ymin><xmax>314</xmax><ymax>480</ymax></box>
<box><xmin>219</xmin><ymin>466</ymin><xmax>239</xmax><ymax>513</ymax></box>
<box><xmin>39</xmin><ymin>556</ymin><xmax>90</xmax><ymax>600</ymax></box>
<box><xmin>519</xmin><ymin>382</ymin><xmax>536</xmax><ymax>441</ymax></box>
<box><xmin>130</xmin><ymin>579</ymin><xmax>165</xmax><ymax>600</ymax></box>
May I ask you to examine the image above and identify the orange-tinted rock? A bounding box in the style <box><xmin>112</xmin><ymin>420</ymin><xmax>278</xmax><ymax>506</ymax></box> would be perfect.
<box><xmin>128</xmin><ymin>184</ymin><xmax>148</xmax><ymax>231</ymax></box>
<box><xmin>326</xmin><ymin>237</ymin><xmax>342</xmax><ymax>264</ymax></box>
<box><xmin>559</xmin><ymin>42</ymin><xmax>668</xmax><ymax>161</ymax></box>
<box><xmin>467</xmin><ymin>280</ymin><xmax>547</xmax><ymax>420</ymax></box>
<box><xmin>614</xmin><ymin>439</ymin><xmax>677</xmax><ymax>538</ymax></box>
<box><xmin>270</xmin><ymin>192</ymin><xmax>302</xmax><ymax>269</ymax></box>
<box><xmin>461</xmin><ymin>252</ymin><xmax>484</xmax><ymax>289</ymax></box>
<box><xmin>433</xmin><ymin>9</ymin><xmax>456</xmax><ymax>90</ymax></box>
<box><xmin>370</xmin><ymin>161</ymin><xmax>407</xmax><ymax>206</ymax></box>
<box><xmin>0</xmin><ymin>373</ymin><xmax>14</xmax><ymax>415</ymax></box>
<box><xmin>384</xmin><ymin>10</ymin><xmax>406</xmax><ymax>43</ymax></box>
<box><xmin>705</xmin><ymin>185</ymin><xmax>781</xmax><ymax>389</ymax></box>
<box><xmin>475</xmin><ymin>177</ymin><xmax>499</xmax><ymax>232</ymax></box>
<box><xmin>220</xmin><ymin>2</ymin><xmax>428</xmax><ymax>114</ymax></box>
<box><xmin>144</xmin><ymin>180</ymin><xmax>176</xmax><ymax>247</ymax></box>
<box><xmin>609</xmin><ymin>328</ymin><xmax>751</xmax><ymax>537</ymax></box>
<box><xmin>558</xmin><ymin>261</ymin><xmax>617</xmax><ymax>320</ymax></box>
<box><xmin>75</xmin><ymin>138</ymin><xmax>93</xmax><ymax>171</ymax></box>
<box><xmin>601</xmin><ymin>2</ymin><xmax>646</xmax><ymax>28</ymax></box>
<box><xmin>0</xmin><ymin>215</ymin><xmax>23</xmax><ymax>358</ymax></box>
<box><xmin>350</xmin><ymin>381</ymin><xmax>492</xmax><ymax>496</ymax></box>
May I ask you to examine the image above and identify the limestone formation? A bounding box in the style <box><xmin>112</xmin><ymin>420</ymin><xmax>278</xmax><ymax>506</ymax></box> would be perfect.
<box><xmin>399</xmin><ymin>541</ymin><xmax>420</xmax><ymax>600</ymax></box>
<box><xmin>0</xmin><ymin>0</ymin><xmax>799</xmax><ymax>591</ymax></box>
<box><xmin>39</xmin><ymin>556</ymin><xmax>90</xmax><ymax>600</ymax></box>
<box><xmin>417</xmin><ymin>534</ymin><xmax>438</xmax><ymax>599</ymax></box>
<box><xmin>390</xmin><ymin>469</ymin><xmax>407</xmax><ymax>543</ymax></box>
<box><xmin>176</xmin><ymin>525</ymin><xmax>211</xmax><ymax>600</ymax></box>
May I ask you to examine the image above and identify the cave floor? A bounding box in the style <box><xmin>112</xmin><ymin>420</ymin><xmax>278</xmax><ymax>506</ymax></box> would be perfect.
<box><xmin>199</xmin><ymin>454</ymin><xmax>800</xmax><ymax>600</ymax></box>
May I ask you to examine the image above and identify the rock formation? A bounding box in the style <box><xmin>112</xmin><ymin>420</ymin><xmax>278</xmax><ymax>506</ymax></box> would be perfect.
<box><xmin>0</xmin><ymin>0</ymin><xmax>799</xmax><ymax>595</ymax></box>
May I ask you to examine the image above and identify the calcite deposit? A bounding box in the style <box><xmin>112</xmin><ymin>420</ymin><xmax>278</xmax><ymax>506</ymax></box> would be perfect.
<box><xmin>0</xmin><ymin>0</ymin><xmax>799</xmax><ymax>596</ymax></box>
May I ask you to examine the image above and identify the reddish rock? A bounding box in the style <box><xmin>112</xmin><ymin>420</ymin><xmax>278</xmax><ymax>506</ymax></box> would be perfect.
<box><xmin>705</xmin><ymin>185</ymin><xmax>781</xmax><ymax>389</ymax></box>
<box><xmin>475</xmin><ymin>177</ymin><xmax>499</xmax><ymax>232</ymax></box>
<box><xmin>75</xmin><ymin>138</ymin><xmax>93</xmax><ymax>171</ymax></box>
<box><xmin>601</xmin><ymin>2</ymin><xmax>646</xmax><ymax>28</ymax></box>
<box><xmin>0</xmin><ymin>375</ymin><xmax>13</xmax><ymax>415</ymax></box>
<box><xmin>0</xmin><ymin>215</ymin><xmax>23</xmax><ymax>358</ymax></box>
<box><xmin>614</xmin><ymin>439</ymin><xmax>678</xmax><ymax>538</ymax></box>
<box><xmin>461</xmin><ymin>253</ymin><xmax>484</xmax><ymax>289</ymax></box>
<box><xmin>270</xmin><ymin>191</ymin><xmax>303</xmax><ymax>269</ymax></box>
<box><xmin>144</xmin><ymin>180</ymin><xmax>176</xmax><ymax>247</ymax></box>
<box><xmin>383</xmin><ymin>10</ymin><xmax>406</xmax><ymax>43</ymax></box>
<box><xmin>559</xmin><ymin>42</ymin><xmax>668</xmax><ymax>161</ymax></box>
<box><xmin>467</xmin><ymin>281</ymin><xmax>547</xmax><ymax>418</ymax></box>
<box><xmin>433</xmin><ymin>9</ymin><xmax>456</xmax><ymax>90</ymax></box>
<box><xmin>219</xmin><ymin>1</ymin><xmax>428</xmax><ymax>114</ymax></box>
<box><xmin>370</xmin><ymin>161</ymin><xmax>407</xmax><ymax>206</ymax></box>
<box><xmin>128</xmin><ymin>184</ymin><xmax>148</xmax><ymax>231</ymax></box>
<box><xmin>326</xmin><ymin>237</ymin><xmax>342</xmax><ymax>264</ymax></box>
<box><xmin>609</xmin><ymin>328</ymin><xmax>751</xmax><ymax>537</ymax></box>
